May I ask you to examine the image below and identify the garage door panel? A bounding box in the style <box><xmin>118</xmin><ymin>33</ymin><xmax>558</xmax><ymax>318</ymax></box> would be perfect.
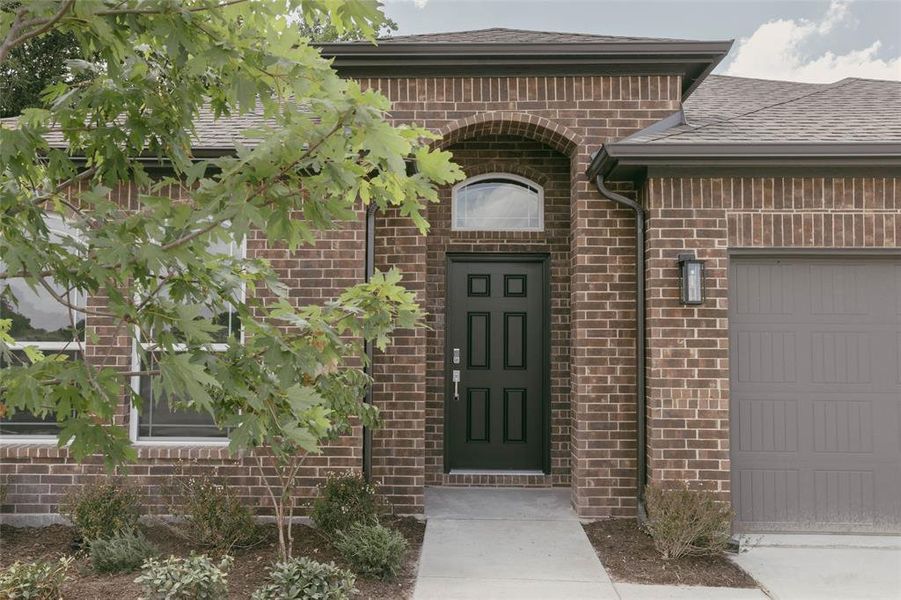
<box><xmin>730</xmin><ymin>256</ymin><xmax>901</xmax><ymax>533</ymax></box>
<box><xmin>808</xmin><ymin>263</ymin><xmax>873</xmax><ymax>317</ymax></box>
<box><xmin>734</xmin><ymin>468</ymin><xmax>801</xmax><ymax>524</ymax></box>
<box><xmin>812</xmin><ymin>399</ymin><xmax>874</xmax><ymax>453</ymax></box>
<box><xmin>812</xmin><ymin>470</ymin><xmax>876</xmax><ymax>525</ymax></box>
<box><xmin>734</xmin><ymin>397</ymin><xmax>798</xmax><ymax>453</ymax></box>
<box><xmin>733</xmin><ymin>261</ymin><xmax>795</xmax><ymax>316</ymax></box>
<box><xmin>733</xmin><ymin>329</ymin><xmax>797</xmax><ymax>384</ymax></box>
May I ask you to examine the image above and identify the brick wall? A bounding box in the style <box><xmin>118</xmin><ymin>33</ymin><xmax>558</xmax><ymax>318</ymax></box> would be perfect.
<box><xmin>643</xmin><ymin>176</ymin><xmax>901</xmax><ymax>496</ymax></box>
<box><xmin>2</xmin><ymin>74</ymin><xmax>684</xmax><ymax>521</ymax></box>
<box><xmin>362</xmin><ymin>75</ymin><xmax>682</xmax><ymax>517</ymax></box>
<box><xmin>0</xmin><ymin>183</ymin><xmax>366</xmax><ymax>520</ymax></box>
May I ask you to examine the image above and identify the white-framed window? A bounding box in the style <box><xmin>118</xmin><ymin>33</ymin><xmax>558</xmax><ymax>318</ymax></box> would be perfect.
<box><xmin>0</xmin><ymin>214</ymin><xmax>84</xmax><ymax>441</ymax></box>
<box><xmin>129</xmin><ymin>233</ymin><xmax>245</xmax><ymax>444</ymax></box>
<box><xmin>452</xmin><ymin>173</ymin><xmax>544</xmax><ymax>232</ymax></box>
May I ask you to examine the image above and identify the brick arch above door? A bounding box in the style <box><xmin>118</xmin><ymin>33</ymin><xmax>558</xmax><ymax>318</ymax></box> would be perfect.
<box><xmin>451</xmin><ymin>160</ymin><xmax>553</xmax><ymax>190</ymax></box>
<box><xmin>434</xmin><ymin>112</ymin><xmax>583</xmax><ymax>159</ymax></box>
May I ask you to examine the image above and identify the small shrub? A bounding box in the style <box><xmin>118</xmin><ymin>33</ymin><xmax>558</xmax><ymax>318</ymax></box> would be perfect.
<box><xmin>89</xmin><ymin>529</ymin><xmax>158</xmax><ymax>573</ymax></box>
<box><xmin>167</xmin><ymin>476</ymin><xmax>262</xmax><ymax>553</ymax></box>
<box><xmin>310</xmin><ymin>472</ymin><xmax>381</xmax><ymax>535</ymax></box>
<box><xmin>333</xmin><ymin>522</ymin><xmax>408</xmax><ymax>580</ymax></box>
<box><xmin>643</xmin><ymin>482</ymin><xmax>733</xmax><ymax>560</ymax></box>
<box><xmin>0</xmin><ymin>557</ymin><xmax>72</xmax><ymax>600</ymax></box>
<box><xmin>135</xmin><ymin>554</ymin><xmax>232</xmax><ymax>600</ymax></box>
<box><xmin>251</xmin><ymin>557</ymin><xmax>355</xmax><ymax>600</ymax></box>
<box><xmin>62</xmin><ymin>478</ymin><xmax>141</xmax><ymax>541</ymax></box>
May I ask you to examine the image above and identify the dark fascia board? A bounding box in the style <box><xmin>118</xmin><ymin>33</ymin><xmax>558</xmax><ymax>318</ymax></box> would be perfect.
<box><xmin>588</xmin><ymin>142</ymin><xmax>901</xmax><ymax>180</ymax></box>
<box><xmin>318</xmin><ymin>40</ymin><xmax>733</xmax><ymax>100</ymax></box>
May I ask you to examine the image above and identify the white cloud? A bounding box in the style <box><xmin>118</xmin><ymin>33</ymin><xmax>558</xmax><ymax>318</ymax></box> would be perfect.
<box><xmin>413</xmin><ymin>0</ymin><xmax>429</xmax><ymax>7</ymax></box>
<box><xmin>725</xmin><ymin>0</ymin><xmax>901</xmax><ymax>82</ymax></box>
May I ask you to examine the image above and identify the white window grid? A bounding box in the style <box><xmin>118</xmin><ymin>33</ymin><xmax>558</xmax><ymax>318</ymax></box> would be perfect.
<box><xmin>128</xmin><ymin>234</ymin><xmax>247</xmax><ymax>445</ymax></box>
<box><xmin>0</xmin><ymin>215</ymin><xmax>85</xmax><ymax>443</ymax></box>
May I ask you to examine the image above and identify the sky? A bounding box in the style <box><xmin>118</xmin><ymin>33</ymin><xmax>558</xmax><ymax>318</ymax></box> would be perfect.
<box><xmin>382</xmin><ymin>0</ymin><xmax>901</xmax><ymax>82</ymax></box>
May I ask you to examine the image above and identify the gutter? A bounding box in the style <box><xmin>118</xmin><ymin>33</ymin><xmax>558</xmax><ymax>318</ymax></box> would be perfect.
<box><xmin>362</xmin><ymin>203</ymin><xmax>376</xmax><ymax>482</ymax></box>
<box><xmin>590</xmin><ymin>142</ymin><xmax>901</xmax><ymax>180</ymax></box>
<box><xmin>589</xmin><ymin>160</ymin><xmax>649</xmax><ymax>516</ymax></box>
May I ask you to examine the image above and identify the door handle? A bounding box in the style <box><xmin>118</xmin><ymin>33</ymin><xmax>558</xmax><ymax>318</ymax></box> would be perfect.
<box><xmin>452</xmin><ymin>369</ymin><xmax>461</xmax><ymax>401</ymax></box>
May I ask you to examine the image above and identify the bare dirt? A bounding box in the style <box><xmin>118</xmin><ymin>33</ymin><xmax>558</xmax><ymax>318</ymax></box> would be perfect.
<box><xmin>582</xmin><ymin>519</ymin><xmax>758</xmax><ymax>588</ymax></box>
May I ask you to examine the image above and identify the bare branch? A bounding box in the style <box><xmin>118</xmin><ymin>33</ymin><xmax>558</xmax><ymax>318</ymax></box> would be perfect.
<box><xmin>0</xmin><ymin>269</ymin><xmax>54</xmax><ymax>281</ymax></box>
<box><xmin>160</xmin><ymin>110</ymin><xmax>355</xmax><ymax>253</ymax></box>
<box><xmin>94</xmin><ymin>0</ymin><xmax>251</xmax><ymax>17</ymax></box>
<box><xmin>0</xmin><ymin>0</ymin><xmax>76</xmax><ymax>63</ymax></box>
<box><xmin>35</xmin><ymin>276</ymin><xmax>114</xmax><ymax>318</ymax></box>
<box><xmin>31</xmin><ymin>167</ymin><xmax>97</xmax><ymax>209</ymax></box>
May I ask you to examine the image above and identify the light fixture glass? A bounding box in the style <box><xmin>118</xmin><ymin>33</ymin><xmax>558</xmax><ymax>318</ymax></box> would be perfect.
<box><xmin>678</xmin><ymin>253</ymin><xmax>705</xmax><ymax>305</ymax></box>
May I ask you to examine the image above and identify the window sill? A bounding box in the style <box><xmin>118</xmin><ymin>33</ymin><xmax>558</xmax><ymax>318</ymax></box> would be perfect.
<box><xmin>134</xmin><ymin>442</ymin><xmax>237</xmax><ymax>461</ymax></box>
<box><xmin>0</xmin><ymin>439</ymin><xmax>241</xmax><ymax>462</ymax></box>
<box><xmin>0</xmin><ymin>437</ymin><xmax>59</xmax><ymax>445</ymax></box>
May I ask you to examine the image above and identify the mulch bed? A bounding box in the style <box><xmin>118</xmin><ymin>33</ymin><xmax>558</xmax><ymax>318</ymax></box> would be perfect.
<box><xmin>0</xmin><ymin>517</ymin><xmax>425</xmax><ymax>600</ymax></box>
<box><xmin>582</xmin><ymin>519</ymin><xmax>758</xmax><ymax>588</ymax></box>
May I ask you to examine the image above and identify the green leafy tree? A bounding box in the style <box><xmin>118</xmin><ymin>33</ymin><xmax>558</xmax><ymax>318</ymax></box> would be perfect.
<box><xmin>0</xmin><ymin>27</ymin><xmax>86</xmax><ymax>118</ymax></box>
<box><xmin>299</xmin><ymin>11</ymin><xmax>398</xmax><ymax>42</ymax></box>
<box><xmin>0</xmin><ymin>0</ymin><xmax>463</xmax><ymax>560</ymax></box>
<box><xmin>0</xmin><ymin>6</ymin><xmax>397</xmax><ymax>119</ymax></box>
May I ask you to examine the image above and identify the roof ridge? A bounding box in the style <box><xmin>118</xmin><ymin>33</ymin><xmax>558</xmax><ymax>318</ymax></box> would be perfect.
<box><xmin>703</xmin><ymin>73</ymin><xmax>826</xmax><ymax>85</ymax></box>
<box><xmin>651</xmin><ymin>77</ymin><xmax>860</xmax><ymax>143</ymax></box>
<box><xmin>380</xmin><ymin>27</ymin><xmax>691</xmax><ymax>43</ymax></box>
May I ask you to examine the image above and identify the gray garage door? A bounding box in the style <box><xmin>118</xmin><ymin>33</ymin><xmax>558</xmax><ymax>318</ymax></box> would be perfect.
<box><xmin>730</xmin><ymin>255</ymin><xmax>901</xmax><ymax>533</ymax></box>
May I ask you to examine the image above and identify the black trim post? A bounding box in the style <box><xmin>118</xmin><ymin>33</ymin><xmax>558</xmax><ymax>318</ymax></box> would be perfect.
<box><xmin>362</xmin><ymin>204</ymin><xmax>376</xmax><ymax>482</ymax></box>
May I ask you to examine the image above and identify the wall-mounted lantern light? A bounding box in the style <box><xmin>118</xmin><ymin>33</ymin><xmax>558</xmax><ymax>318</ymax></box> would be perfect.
<box><xmin>678</xmin><ymin>253</ymin><xmax>705</xmax><ymax>305</ymax></box>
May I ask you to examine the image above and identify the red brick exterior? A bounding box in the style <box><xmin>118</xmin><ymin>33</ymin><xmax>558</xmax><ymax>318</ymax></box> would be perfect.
<box><xmin>363</xmin><ymin>75</ymin><xmax>682</xmax><ymax>517</ymax></box>
<box><xmin>4</xmin><ymin>69</ymin><xmax>892</xmax><ymax>524</ymax></box>
<box><xmin>643</xmin><ymin>176</ymin><xmax>901</xmax><ymax>497</ymax></box>
<box><xmin>0</xmin><ymin>184</ymin><xmax>366</xmax><ymax>520</ymax></box>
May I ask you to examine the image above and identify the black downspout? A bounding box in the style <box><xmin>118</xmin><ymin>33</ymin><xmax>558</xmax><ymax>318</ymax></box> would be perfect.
<box><xmin>593</xmin><ymin>174</ymin><xmax>648</xmax><ymax>517</ymax></box>
<box><xmin>362</xmin><ymin>204</ymin><xmax>376</xmax><ymax>482</ymax></box>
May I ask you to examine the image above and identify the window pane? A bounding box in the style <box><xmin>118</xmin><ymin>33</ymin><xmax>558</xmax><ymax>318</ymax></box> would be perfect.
<box><xmin>138</xmin><ymin>354</ymin><xmax>226</xmax><ymax>439</ymax></box>
<box><xmin>0</xmin><ymin>350</ymin><xmax>79</xmax><ymax>436</ymax></box>
<box><xmin>0</xmin><ymin>279</ymin><xmax>84</xmax><ymax>342</ymax></box>
<box><xmin>0</xmin><ymin>215</ymin><xmax>85</xmax><ymax>343</ymax></box>
<box><xmin>141</xmin><ymin>236</ymin><xmax>242</xmax><ymax>344</ymax></box>
<box><xmin>453</xmin><ymin>177</ymin><xmax>542</xmax><ymax>231</ymax></box>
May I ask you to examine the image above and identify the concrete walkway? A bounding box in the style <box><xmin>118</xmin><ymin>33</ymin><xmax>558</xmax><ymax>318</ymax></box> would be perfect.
<box><xmin>733</xmin><ymin>534</ymin><xmax>901</xmax><ymax>600</ymax></box>
<box><xmin>412</xmin><ymin>487</ymin><xmax>768</xmax><ymax>600</ymax></box>
<box><xmin>413</xmin><ymin>487</ymin><xmax>617</xmax><ymax>599</ymax></box>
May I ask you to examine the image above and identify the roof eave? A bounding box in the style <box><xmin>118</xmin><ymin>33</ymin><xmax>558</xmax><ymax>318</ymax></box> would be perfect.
<box><xmin>319</xmin><ymin>40</ymin><xmax>733</xmax><ymax>99</ymax></box>
<box><xmin>591</xmin><ymin>142</ymin><xmax>901</xmax><ymax>180</ymax></box>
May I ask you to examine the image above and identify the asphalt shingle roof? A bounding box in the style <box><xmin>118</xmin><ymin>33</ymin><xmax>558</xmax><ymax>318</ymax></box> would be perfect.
<box><xmin>620</xmin><ymin>75</ymin><xmax>901</xmax><ymax>145</ymax></box>
<box><xmin>376</xmin><ymin>27</ymin><xmax>690</xmax><ymax>44</ymax></box>
<box><xmin>0</xmin><ymin>105</ymin><xmax>273</xmax><ymax>151</ymax></box>
<box><xmin>4</xmin><ymin>47</ymin><xmax>898</xmax><ymax>152</ymax></box>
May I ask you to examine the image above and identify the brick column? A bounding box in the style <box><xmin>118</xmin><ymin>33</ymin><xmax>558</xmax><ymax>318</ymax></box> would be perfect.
<box><xmin>372</xmin><ymin>207</ymin><xmax>428</xmax><ymax>514</ymax></box>
<box><xmin>569</xmin><ymin>153</ymin><xmax>639</xmax><ymax>518</ymax></box>
<box><xmin>645</xmin><ymin>177</ymin><xmax>732</xmax><ymax>495</ymax></box>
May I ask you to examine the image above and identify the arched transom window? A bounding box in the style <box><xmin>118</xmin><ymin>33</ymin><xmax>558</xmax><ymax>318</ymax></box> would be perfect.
<box><xmin>452</xmin><ymin>174</ymin><xmax>544</xmax><ymax>231</ymax></box>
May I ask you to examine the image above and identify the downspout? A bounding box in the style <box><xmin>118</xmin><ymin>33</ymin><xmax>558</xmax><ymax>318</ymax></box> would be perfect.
<box><xmin>362</xmin><ymin>203</ymin><xmax>376</xmax><ymax>482</ymax></box>
<box><xmin>591</xmin><ymin>170</ymin><xmax>648</xmax><ymax>519</ymax></box>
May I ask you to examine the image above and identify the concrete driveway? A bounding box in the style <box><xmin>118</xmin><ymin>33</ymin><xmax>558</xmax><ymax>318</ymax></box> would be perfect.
<box><xmin>732</xmin><ymin>535</ymin><xmax>901</xmax><ymax>600</ymax></box>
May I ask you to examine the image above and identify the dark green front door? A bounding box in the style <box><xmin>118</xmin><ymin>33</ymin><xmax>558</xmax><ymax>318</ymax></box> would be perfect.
<box><xmin>446</xmin><ymin>256</ymin><xmax>548</xmax><ymax>472</ymax></box>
